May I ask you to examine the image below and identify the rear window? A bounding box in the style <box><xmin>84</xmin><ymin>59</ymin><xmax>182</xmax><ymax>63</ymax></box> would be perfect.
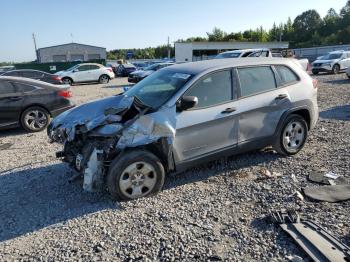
<box><xmin>275</xmin><ymin>65</ymin><xmax>299</xmax><ymax>85</ymax></box>
<box><xmin>237</xmin><ymin>66</ymin><xmax>276</xmax><ymax>97</ymax></box>
<box><xmin>14</xmin><ymin>83</ymin><xmax>37</xmax><ymax>93</ymax></box>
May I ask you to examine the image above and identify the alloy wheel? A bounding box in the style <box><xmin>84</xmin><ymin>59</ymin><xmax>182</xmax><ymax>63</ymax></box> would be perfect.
<box><xmin>282</xmin><ymin>121</ymin><xmax>306</xmax><ymax>153</ymax></box>
<box><xmin>24</xmin><ymin>110</ymin><xmax>48</xmax><ymax>131</ymax></box>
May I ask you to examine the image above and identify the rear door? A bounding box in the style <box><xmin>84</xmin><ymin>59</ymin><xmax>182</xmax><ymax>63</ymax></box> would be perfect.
<box><xmin>0</xmin><ymin>80</ymin><xmax>23</xmax><ymax>127</ymax></box>
<box><xmin>88</xmin><ymin>65</ymin><xmax>102</xmax><ymax>81</ymax></box>
<box><xmin>234</xmin><ymin>65</ymin><xmax>294</xmax><ymax>143</ymax></box>
<box><xmin>173</xmin><ymin>69</ymin><xmax>239</xmax><ymax>162</ymax></box>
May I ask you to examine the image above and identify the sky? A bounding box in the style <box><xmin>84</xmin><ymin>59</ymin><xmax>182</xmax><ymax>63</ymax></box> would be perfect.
<box><xmin>0</xmin><ymin>0</ymin><xmax>348</xmax><ymax>62</ymax></box>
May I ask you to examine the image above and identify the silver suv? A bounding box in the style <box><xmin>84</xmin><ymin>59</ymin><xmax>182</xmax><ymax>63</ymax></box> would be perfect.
<box><xmin>48</xmin><ymin>58</ymin><xmax>318</xmax><ymax>200</ymax></box>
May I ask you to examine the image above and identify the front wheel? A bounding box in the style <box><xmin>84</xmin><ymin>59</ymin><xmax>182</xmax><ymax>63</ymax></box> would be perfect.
<box><xmin>21</xmin><ymin>106</ymin><xmax>50</xmax><ymax>132</ymax></box>
<box><xmin>99</xmin><ymin>75</ymin><xmax>110</xmax><ymax>84</ymax></box>
<box><xmin>107</xmin><ymin>150</ymin><xmax>165</xmax><ymax>201</ymax></box>
<box><xmin>273</xmin><ymin>114</ymin><xmax>308</xmax><ymax>156</ymax></box>
<box><xmin>332</xmin><ymin>64</ymin><xmax>340</xmax><ymax>74</ymax></box>
<box><xmin>62</xmin><ymin>78</ymin><xmax>73</xmax><ymax>85</ymax></box>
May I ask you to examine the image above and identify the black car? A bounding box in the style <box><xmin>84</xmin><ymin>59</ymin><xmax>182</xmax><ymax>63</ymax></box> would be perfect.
<box><xmin>115</xmin><ymin>64</ymin><xmax>136</xmax><ymax>77</ymax></box>
<box><xmin>1</xmin><ymin>69</ymin><xmax>63</xmax><ymax>85</ymax></box>
<box><xmin>0</xmin><ymin>76</ymin><xmax>74</xmax><ymax>132</ymax></box>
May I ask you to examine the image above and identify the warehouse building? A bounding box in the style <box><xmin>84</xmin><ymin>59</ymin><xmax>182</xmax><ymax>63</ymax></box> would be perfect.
<box><xmin>175</xmin><ymin>41</ymin><xmax>289</xmax><ymax>62</ymax></box>
<box><xmin>37</xmin><ymin>43</ymin><xmax>106</xmax><ymax>63</ymax></box>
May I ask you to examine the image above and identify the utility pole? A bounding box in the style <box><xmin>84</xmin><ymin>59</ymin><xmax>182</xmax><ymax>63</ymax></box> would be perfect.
<box><xmin>32</xmin><ymin>33</ymin><xmax>39</xmax><ymax>62</ymax></box>
<box><xmin>167</xmin><ymin>36</ymin><xmax>171</xmax><ymax>59</ymax></box>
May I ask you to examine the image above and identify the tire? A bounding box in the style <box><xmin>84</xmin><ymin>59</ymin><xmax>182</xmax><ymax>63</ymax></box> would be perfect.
<box><xmin>62</xmin><ymin>77</ymin><xmax>73</xmax><ymax>85</ymax></box>
<box><xmin>20</xmin><ymin>106</ymin><xmax>50</xmax><ymax>132</ymax></box>
<box><xmin>273</xmin><ymin>114</ymin><xmax>308</xmax><ymax>156</ymax></box>
<box><xmin>107</xmin><ymin>150</ymin><xmax>165</xmax><ymax>201</ymax></box>
<box><xmin>312</xmin><ymin>70</ymin><xmax>319</xmax><ymax>75</ymax></box>
<box><xmin>332</xmin><ymin>64</ymin><xmax>340</xmax><ymax>74</ymax></box>
<box><xmin>99</xmin><ymin>74</ymin><xmax>110</xmax><ymax>84</ymax></box>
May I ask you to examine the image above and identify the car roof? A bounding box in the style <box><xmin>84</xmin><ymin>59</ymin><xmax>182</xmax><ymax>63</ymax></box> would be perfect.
<box><xmin>77</xmin><ymin>63</ymin><xmax>103</xmax><ymax>66</ymax></box>
<box><xmin>167</xmin><ymin>58</ymin><xmax>297</xmax><ymax>75</ymax></box>
<box><xmin>3</xmin><ymin>69</ymin><xmax>49</xmax><ymax>74</ymax></box>
<box><xmin>220</xmin><ymin>49</ymin><xmax>269</xmax><ymax>54</ymax></box>
<box><xmin>0</xmin><ymin>76</ymin><xmax>67</xmax><ymax>89</ymax></box>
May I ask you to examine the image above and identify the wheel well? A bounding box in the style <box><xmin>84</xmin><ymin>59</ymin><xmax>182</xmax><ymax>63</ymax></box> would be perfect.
<box><xmin>292</xmin><ymin>109</ymin><xmax>311</xmax><ymax>129</ymax></box>
<box><xmin>100</xmin><ymin>74</ymin><xmax>110</xmax><ymax>79</ymax></box>
<box><xmin>62</xmin><ymin>76</ymin><xmax>73</xmax><ymax>82</ymax></box>
<box><xmin>21</xmin><ymin>104</ymin><xmax>51</xmax><ymax>118</ymax></box>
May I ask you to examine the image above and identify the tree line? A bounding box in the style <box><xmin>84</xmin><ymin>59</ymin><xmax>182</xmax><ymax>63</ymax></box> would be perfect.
<box><xmin>107</xmin><ymin>1</ymin><xmax>350</xmax><ymax>60</ymax></box>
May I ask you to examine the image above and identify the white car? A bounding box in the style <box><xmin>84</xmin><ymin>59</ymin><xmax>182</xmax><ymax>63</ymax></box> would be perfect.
<box><xmin>55</xmin><ymin>63</ymin><xmax>115</xmax><ymax>85</ymax></box>
<box><xmin>312</xmin><ymin>51</ymin><xmax>350</xmax><ymax>75</ymax></box>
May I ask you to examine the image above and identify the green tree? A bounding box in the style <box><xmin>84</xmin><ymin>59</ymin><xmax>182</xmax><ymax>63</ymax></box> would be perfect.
<box><xmin>292</xmin><ymin>10</ymin><xmax>322</xmax><ymax>47</ymax></box>
<box><xmin>207</xmin><ymin>27</ymin><xmax>226</xmax><ymax>41</ymax></box>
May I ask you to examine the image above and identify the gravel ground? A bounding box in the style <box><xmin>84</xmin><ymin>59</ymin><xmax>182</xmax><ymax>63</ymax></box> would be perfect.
<box><xmin>0</xmin><ymin>74</ymin><xmax>349</xmax><ymax>261</ymax></box>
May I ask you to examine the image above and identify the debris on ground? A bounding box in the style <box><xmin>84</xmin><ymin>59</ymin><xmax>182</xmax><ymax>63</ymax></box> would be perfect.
<box><xmin>308</xmin><ymin>171</ymin><xmax>349</xmax><ymax>185</ymax></box>
<box><xmin>303</xmin><ymin>185</ymin><xmax>350</xmax><ymax>202</ymax></box>
<box><xmin>271</xmin><ymin>210</ymin><xmax>350</xmax><ymax>262</ymax></box>
<box><xmin>0</xmin><ymin>143</ymin><xmax>13</xmax><ymax>150</ymax></box>
<box><xmin>289</xmin><ymin>191</ymin><xmax>304</xmax><ymax>201</ymax></box>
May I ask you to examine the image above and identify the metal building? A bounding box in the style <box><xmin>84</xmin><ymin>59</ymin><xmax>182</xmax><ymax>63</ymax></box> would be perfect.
<box><xmin>175</xmin><ymin>41</ymin><xmax>289</xmax><ymax>62</ymax></box>
<box><xmin>37</xmin><ymin>43</ymin><xmax>107</xmax><ymax>63</ymax></box>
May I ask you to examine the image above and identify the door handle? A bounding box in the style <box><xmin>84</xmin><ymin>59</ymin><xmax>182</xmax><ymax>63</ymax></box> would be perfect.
<box><xmin>221</xmin><ymin>107</ymin><xmax>236</xmax><ymax>114</ymax></box>
<box><xmin>275</xmin><ymin>94</ymin><xmax>288</xmax><ymax>100</ymax></box>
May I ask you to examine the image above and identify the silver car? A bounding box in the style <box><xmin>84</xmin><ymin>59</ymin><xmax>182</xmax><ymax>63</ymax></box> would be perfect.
<box><xmin>48</xmin><ymin>58</ymin><xmax>318</xmax><ymax>200</ymax></box>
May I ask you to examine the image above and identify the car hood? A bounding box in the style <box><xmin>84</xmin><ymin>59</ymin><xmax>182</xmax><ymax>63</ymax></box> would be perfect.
<box><xmin>313</xmin><ymin>59</ymin><xmax>336</xmax><ymax>64</ymax></box>
<box><xmin>131</xmin><ymin>70</ymin><xmax>154</xmax><ymax>77</ymax></box>
<box><xmin>48</xmin><ymin>94</ymin><xmax>176</xmax><ymax>149</ymax></box>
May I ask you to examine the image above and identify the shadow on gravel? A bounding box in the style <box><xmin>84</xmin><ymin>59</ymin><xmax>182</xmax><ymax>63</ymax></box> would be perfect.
<box><xmin>320</xmin><ymin>105</ymin><xmax>350</xmax><ymax>121</ymax></box>
<box><xmin>164</xmin><ymin>150</ymin><xmax>279</xmax><ymax>190</ymax></box>
<box><xmin>0</xmin><ymin>163</ymin><xmax>118</xmax><ymax>243</ymax></box>
<box><xmin>324</xmin><ymin>78</ymin><xmax>350</xmax><ymax>85</ymax></box>
<box><xmin>0</xmin><ymin>128</ymin><xmax>27</xmax><ymax>138</ymax></box>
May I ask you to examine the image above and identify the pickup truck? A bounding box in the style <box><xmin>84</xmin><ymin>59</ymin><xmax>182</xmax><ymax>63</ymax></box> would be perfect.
<box><xmin>215</xmin><ymin>49</ymin><xmax>310</xmax><ymax>71</ymax></box>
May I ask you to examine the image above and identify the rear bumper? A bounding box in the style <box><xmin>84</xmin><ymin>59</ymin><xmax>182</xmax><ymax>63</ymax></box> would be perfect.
<box><xmin>51</xmin><ymin>104</ymin><xmax>75</xmax><ymax>118</ymax></box>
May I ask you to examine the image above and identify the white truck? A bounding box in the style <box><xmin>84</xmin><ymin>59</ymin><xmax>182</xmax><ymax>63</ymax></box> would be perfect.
<box><xmin>215</xmin><ymin>49</ymin><xmax>310</xmax><ymax>71</ymax></box>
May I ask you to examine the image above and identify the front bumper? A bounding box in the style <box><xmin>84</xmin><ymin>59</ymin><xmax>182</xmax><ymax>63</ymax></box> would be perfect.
<box><xmin>312</xmin><ymin>64</ymin><xmax>333</xmax><ymax>73</ymax></box>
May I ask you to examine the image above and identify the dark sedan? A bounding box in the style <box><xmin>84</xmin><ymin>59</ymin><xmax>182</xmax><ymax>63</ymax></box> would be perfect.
<box><xmin>128</xmin><ymin>62</ymin><xmax>174</xmax><ymax>83</ymax></box>
<box><xmin>1</xmin><ymin>69</ymin><xmax>63</xmax><ymax>84</ymax></box>
<box><xmin>0</xmin><ymin>76</ymin><xmax>74</xmax><ymax>132</ymax></box>
<box><xmin>115</xmin><ymin>64</ymin><xmax>136</xmax><ymax>77</ymax></box>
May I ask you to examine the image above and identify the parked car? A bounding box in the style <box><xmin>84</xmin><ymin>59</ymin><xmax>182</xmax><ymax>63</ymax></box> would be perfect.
<box><xmin>106</xmin><ymin>62</ymin><xmax>118</xmax><ymax>74</ymax></box>
<box><xmin>215</xmin><ymin>49</ymin><xmax>271</xmax><ymax>59</ymax></box>
<box><xmin>55</xmin><ymin>63</ymin><xmax>115</xmax><ymax>85</ymax></box>
<box><xmin>1</xmin><ymin>69</ymin><xmax>63</xmax><ymax>84</ymax></box>
<box><xmin>48</xmin><ymin>58</ymin><xmax>318</xmax><ymax>200</ymax></box>
<box><xmin>115</xmin><ymin>64</ymin><xmax>137</xmax><ymax>77</ymax></box>
<box><xmin>216</xmin><ymin>49</ymin><xmax>310</xmax><ymax>71</ymax></box>
<box><xmin>312</xmin><ymin>51</ymin><xmax>350</xmax><ymax>75</ymax></box>
<box><xmin>131</xmin><ymin>62</ymin><xmax>149</xmax><ymax>70</ymax></box>
<box><xmin>0</xmin><ymin>66</ymin><xmax>15</xmax><ymax>73</ymax></box>
<box><xmin>0</xmin><ymin>76</ymin><xmax>74</xmax><ymax>132</ymax></box>
<box><xmin>128</xmin><ymin>62</ymin><xmax>174</xmax><ymax>83</ymax></box>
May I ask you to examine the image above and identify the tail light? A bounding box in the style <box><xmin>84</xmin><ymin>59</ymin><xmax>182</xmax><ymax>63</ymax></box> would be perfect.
<box><xmin>52</xmin><ymin>75</ymin><xmax>61</xmax><ymax>81</ymax></box>
<box><xmin>58</xmin><ymin>90</ymin><xmax>72</xmax><ymax>98</ymax></box>
<box><xmin>312</xmin><ymin>78</ymin><xmax>318</xmax><ymax>89</ymax></box>
<box><xmin>106</xmin><ymin>68</ymin><xmax>113</xmax><ymax>72</ymax></box>
<box><xmin>307</xmin><ymin>63</ymin><xmax>312</xmax><ymax>71</ymax></box>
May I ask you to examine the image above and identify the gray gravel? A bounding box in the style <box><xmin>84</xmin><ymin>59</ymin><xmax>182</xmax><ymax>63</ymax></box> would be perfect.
<box><xmin>0</xmin><ymin>74</ymin><xmax>349</xmax><ymax>261</ymax></box>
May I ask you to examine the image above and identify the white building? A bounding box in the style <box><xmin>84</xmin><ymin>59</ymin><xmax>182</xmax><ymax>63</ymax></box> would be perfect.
<box><xmin>175</xmin><ymin>41</ymin><xmax>289</xmax><ymax>62</ymax></box>
<box><xmin>37</xmin><ymin>43</ymin><xmax>107</xmax><ymax>63</ymax></box>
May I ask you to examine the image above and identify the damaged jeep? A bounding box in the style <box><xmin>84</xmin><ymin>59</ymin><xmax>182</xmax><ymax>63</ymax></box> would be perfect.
<box><xmin>48</xmin><ymin>58</ymin><xmax>318</xmax><ymax>200</ymax></box>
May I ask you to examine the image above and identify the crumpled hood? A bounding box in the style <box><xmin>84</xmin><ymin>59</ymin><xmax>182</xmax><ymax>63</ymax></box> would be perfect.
<box><xmin>48</xmin><ymin>94</ymin><xmax>177</xmax><ymax>149</ymax></box>
<box><xmin>48</xmin><ymin>95</ymin><xmax>134</xmax><ymax>142</ymax></box>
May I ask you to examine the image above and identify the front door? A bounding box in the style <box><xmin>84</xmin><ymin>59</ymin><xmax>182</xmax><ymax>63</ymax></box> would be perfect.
<box><xmin>0</xmin><ymin>80</ymin><xmax>23</xmax><ymax>128</ymax></box>
<box><xmin>73</xmin><ymin>65</ymin><xmax>92</xmax><ymax>82</ymax></box>
<box><xmin>173</xmin><ymin>70</ymin><xmax>239</xmax><ymax>163</ymax></box>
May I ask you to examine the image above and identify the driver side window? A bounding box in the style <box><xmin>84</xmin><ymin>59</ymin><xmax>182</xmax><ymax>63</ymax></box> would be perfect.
<box><xmin>184</xmin><ymin>70</ymin><xmax>233</xmax><ymax>109</ymax></box>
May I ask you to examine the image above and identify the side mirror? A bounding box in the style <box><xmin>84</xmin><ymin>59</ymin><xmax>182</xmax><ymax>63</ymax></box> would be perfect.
<box><xmin>176</xmin><ymin>96</ymin><xmax>198</xmax><ymax>111</ymax></box>
<box><xmin>73</xmin><ymin>69</ymin><xmax>79</xmax><ymax>73</ymax></box>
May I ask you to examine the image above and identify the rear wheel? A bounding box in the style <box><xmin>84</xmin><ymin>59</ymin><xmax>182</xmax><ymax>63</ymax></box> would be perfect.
<box><xmin>62</xmin><ymin>77</ymin><xmax>73</xmax><ymax>85</ymax></box>
<box><xmin>99</xmin><ymin>74</ymin><xmax>109</xmax><ymax>84</ymax></box>
<box><xmin>107</xmin><ymin>150</ymin><xmax>165</xmax><ymax>201</ymax></box>
<box><xmin>273</xmin><ymin>114</ymin><xmax>308</xmax><ymax>156</ymax></box>
<box><xmin>21</xmin><ymin>106</ymin><xmax>50</xmax><ymax>132</ymax></box>
<box><xmin>332</xmin><ymin>64</ymin><xmax>340</xmax><ymax>74</ymax></box>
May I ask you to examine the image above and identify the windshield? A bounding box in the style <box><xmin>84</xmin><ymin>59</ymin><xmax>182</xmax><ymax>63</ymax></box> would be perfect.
<box><xmin>215</xmin><ymin>52</ymin><xmax>241</xmax><ymax>59</ymax></box>
<box><xmin>321</xmin><ymin>53</ymin><xmax>342</xmax><ymax>60</ymax></box>
<box><xmin>124</xmin><ymin>69</ymin><xmax>193</xmax><ymax>108</ymax></box>
<box><xmin>65</xmin><ymin>65</ymin><xmax>80</xmax><ymax>71</ymax></box>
